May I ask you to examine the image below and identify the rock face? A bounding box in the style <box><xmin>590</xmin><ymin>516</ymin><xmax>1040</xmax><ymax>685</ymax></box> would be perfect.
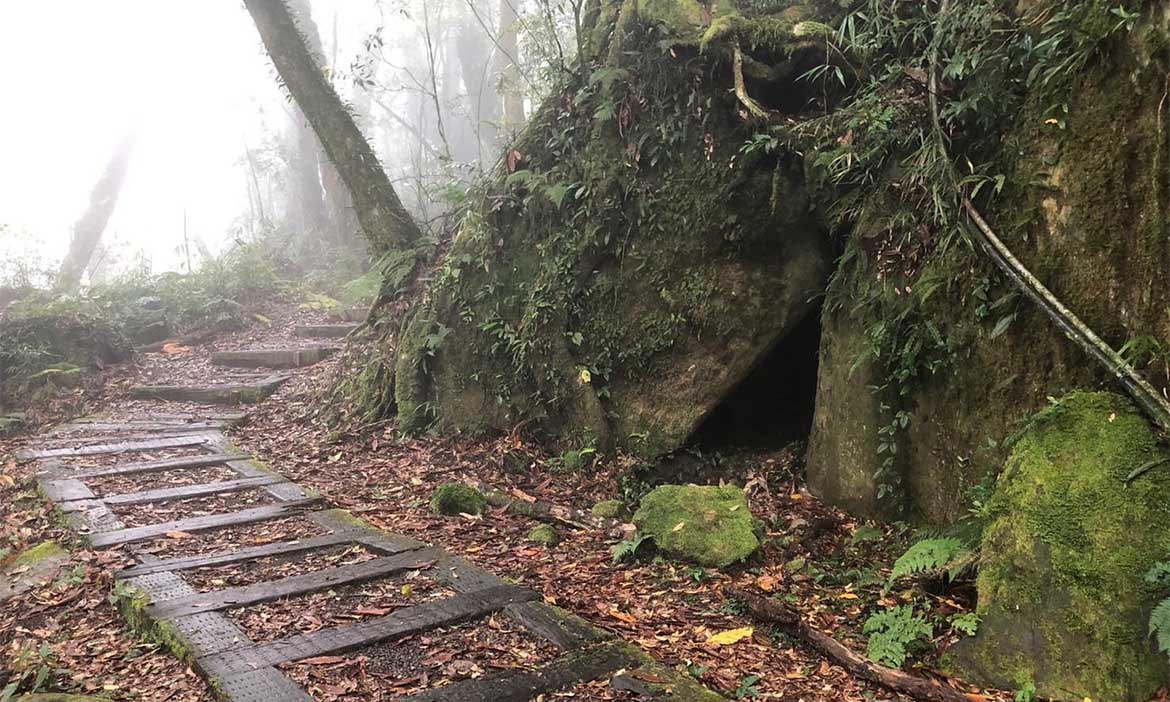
<box><xmin>807</xmin><ymin>19</ymin><xmax>1170</xmax><ymax>523</ymax></box>
<box><xmin>392</xmin><ymin>2</ymin><xmax>830</xmax><ymax>457</ymax></box>
<box><xmin>950</xmin><ymin>392</ymin><xmax>1170</xmax><ymax>701</ymax></box>
<box><xmin>633</xmin><ymin>484</ymin><xmax>759</xmax><ymax>568</ymax></box>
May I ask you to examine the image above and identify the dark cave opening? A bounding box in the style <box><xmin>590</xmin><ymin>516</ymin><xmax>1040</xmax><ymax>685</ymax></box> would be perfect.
<box><xmin>689</xmin><ymin>308</ymin><xmax>823</xmax><ymax>450</ymax></box>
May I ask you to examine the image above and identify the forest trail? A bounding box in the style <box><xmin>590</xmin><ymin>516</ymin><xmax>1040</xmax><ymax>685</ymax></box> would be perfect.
<box><xmin>2</xmin><ymin>307</ymin><xmax>933</xmax><ymax>702</ymax></box>
<box><xmin>5</xmin><ymin>312</ymin><xmax>725</xmax><ymax>702</ymax></box>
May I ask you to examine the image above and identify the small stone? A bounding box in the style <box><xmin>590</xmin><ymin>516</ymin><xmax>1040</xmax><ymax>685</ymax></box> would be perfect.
<box><xmin>591</xmin><ymin>499</ymin><xmax>626</xmax><ymax>520</ymax></box>
<box><xmin>527</xmin><ymin>524</ymin><xmax>559</xmax><ymax>547</ymax></box>
<box><xmin>632</xmin><ymin>484</ymin><xmax>759</xmax><ymax>569</ymax></box>
<box><xmin>429</xmin><ymin>482</ymin><xmax>487</xmax><ymax>516</ymax></box>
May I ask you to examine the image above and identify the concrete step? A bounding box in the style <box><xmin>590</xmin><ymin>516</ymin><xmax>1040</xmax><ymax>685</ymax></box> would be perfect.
<box><xmin>210</xmin><ymin>346</ymin><xmax>338</xmax><ymax>369</ymax></box>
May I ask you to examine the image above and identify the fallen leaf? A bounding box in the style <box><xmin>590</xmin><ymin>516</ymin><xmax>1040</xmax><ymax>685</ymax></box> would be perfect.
<box><xmin>672</xmin><ymin>522</ymin><xmax>685</xmax><ymax>532</ymax></box>
<box><xmin>707</xmin><ymin>627</ymin><xmax>754</xmax><ymax>646</ymax></box>
<box><xmin>164</xmin><ymin>531</ymin><xmax>194</xmax><ymax>540</ymax></box>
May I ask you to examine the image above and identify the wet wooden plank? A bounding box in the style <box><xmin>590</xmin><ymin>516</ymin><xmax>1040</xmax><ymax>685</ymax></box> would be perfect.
<box><xmin>211</xmin><ymin>346</ymin><xmax>338</xmax><ymax>369</ymax></box>
<box><xmin>66</xmin><ymin>453</ymin><xmax>254</xmax><ymax>480</ymax></box>
<box><xmin>130</xmin><ymin>374</ymin><xmax>289</xmax><ymax>405</ymax></box>
<box><xmin>407</xmin><ymin>640</ymin><xmax>638</xmax><ymax>702</ymax></box>
<box><xmin>149</xmin><ymin>547</ymin><xmax>443</xmax><ymax>619</ymax></box>
<box><xmin>89</xmin><ymin>499</ymin><xmax>321</xmax><ymax>548</ymax></box>
<box><xmin>198</xmin><ymin>584</ymin><xmax>538</xmax><ymax>674</ymax></box>
<box><xmin>117</xmin><ymin>530</ymin><xmax>373</xmax><ymax>578</ymax></box>
<box><xmin>102</xmin><ymin>475</ymin><xmax>287</xmax><ymax>506</ymax></box>
<box><xmin>17</xmin><ymin>434</ymin><xmax>213</xmax><ymax>459</ymax></box>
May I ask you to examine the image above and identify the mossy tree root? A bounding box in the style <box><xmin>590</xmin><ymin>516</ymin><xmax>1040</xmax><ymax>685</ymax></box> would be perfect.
<box><xmin>928</xmin><ymin>0</ymin><xmax>1170</xmax><ymax>438</ymax></box>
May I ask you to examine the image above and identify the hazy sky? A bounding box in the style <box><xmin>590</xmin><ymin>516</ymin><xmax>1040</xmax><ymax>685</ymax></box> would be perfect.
<box><xmin>0</xmin><ymin>1</ymin><xmax>372</xmax><ymax>274</ymax></box>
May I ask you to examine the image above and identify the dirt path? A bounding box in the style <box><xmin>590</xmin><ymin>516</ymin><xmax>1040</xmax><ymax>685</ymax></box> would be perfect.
<box><xmin>2</xmin><ymin>308</ymin><xmax>991</xmax><ymax>701</ymax></box>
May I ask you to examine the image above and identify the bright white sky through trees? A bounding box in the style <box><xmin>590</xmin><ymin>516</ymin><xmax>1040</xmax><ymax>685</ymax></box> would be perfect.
<box><xmin>0</xmin><ymin>1</ymin><xmax>373</xmax><ymax>274</ymax></box>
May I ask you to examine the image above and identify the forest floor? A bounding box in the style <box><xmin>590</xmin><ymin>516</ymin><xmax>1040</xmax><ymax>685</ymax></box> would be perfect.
<box><xmin>0</xmin><ymin>304</ymin><xmax>1003</xmax><ymax>702</ymax></box>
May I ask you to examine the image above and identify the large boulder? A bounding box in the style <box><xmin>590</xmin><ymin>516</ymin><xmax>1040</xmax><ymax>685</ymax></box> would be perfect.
<box><xmin>950</xmin><ymin>392</ymin><xmax>1170</xmax><ymax>701</ymax></box>
<box><xmin>633</xmin><ymin>484</ymin><xmax>759</xmax><ymax>568</ymax></box>
<box><xmin>392</xmin><ymin>3</ymin><xmax>831</xmax><ymax>456</ymax></box>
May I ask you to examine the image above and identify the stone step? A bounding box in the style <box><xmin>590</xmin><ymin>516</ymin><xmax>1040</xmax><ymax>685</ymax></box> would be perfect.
<box><xmin>210</xmin><ymin>346</ymin><xmax>339</xmax><ymax>369</ymax></box>
<box><xmin>292</xmin><ymin>323</ymin><xmax>357</xmax><ymax>339</ymax></box>
<box><xmin>328</xmin><ymin>307</ymin><xmax>366</xmax><ymax>323</ymax></box>
<box><xmin>130</xmin><ymin>374</ymin><xmax>289</xmax><ymax>405</ymax></box>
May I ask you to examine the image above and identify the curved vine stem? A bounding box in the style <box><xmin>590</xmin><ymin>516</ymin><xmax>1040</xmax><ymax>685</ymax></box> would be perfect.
<box><xmin>928</xmin><ymin>0</ymin><xmax>1170</xmax><ymax>435</ymax></box>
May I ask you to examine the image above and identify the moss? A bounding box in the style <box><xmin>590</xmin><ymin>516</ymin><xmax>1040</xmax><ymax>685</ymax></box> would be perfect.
<box><xmin>430</xmin><ymin>483</ymin><xmax>487</xmax><ymax>517</ymax></box>
<box><xmin>10</xmin><ymin>541</ymin><xmax>67</xmax><ymax>569</ymax></box>
<box><xmin>632</xmin><ymin>484</ymin><xmax>759</xmax><ymax>568</ymax></box>
<box><xmin>111</xmin><ymin>580</ymin><xmax>196</xmax><ymax>664</ymax></box>
<box><xmin>591</xmin><ymin>499</ymin><xmax>627</xmax><ymax>519</ymax></box>
<box><xmin>951</xmin><ymin>392</ymin><xmax>1170</xmax><ymax>702</ymax></box>
<box><xmin>527</xmin><ymin>524</ymin><xmax>559</xmax><ymax>546</ymax></box>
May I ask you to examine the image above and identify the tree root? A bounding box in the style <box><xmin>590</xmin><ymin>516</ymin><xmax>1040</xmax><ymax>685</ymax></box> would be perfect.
<box><xmin>479</xmin><ymin>488</ymin><xmax>620</xmax><ymax>532</ymax></box>
<box><xmin>733</xmin><ymin>43</ymin><xmax>769</xmax><ymax>119</ymax></box>
<box><xmin>728</xmin><ymin>587</ymin><xmax>987</xmax><ymax>702</ymax></box>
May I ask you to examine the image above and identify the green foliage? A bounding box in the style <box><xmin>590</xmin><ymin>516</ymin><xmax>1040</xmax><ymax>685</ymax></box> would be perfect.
<box><xmin>1014</xmin><ymin>681</ymin><xmax>1038</xmax><ymax>702</ymax></box>
<box><xmin>862</xmin><ymin>605</ymin><xmax>933</xmax><ymax>668</ymax></box>
<box><xmin>949</xmin><ymin>612</ymin><xmax>980</xmax><ymax>637</ymax></box>
<box><xmin>732</xmin><ymin>675</ymin><xmax>761</xmax><ymax>699</ymax></box>
<box><xmin>0</xmin><ymin>642</ymin><xmax>66</xmax><ymax>701</ymax></box>
<box><xmin>889</xmin><ymin>536</ymin><xmax>975</xmax><ymax>585</ymax></box>
<box><xmin>1147</xmin><ymin>561</ymin><xmax>1170</xmax><ymax>662</ymax></box>
<box><xmin>611</xmin><ymin>533</ymin><xmax>651</xmax><ymax>563</ymax></box>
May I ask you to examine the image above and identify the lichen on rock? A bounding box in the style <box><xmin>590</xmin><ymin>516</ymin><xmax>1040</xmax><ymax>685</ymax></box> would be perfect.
<box><xmin>632</xmin><ymin>484</ymin><xmax>759</xmax><ymax>568</ymax></box>
<box><xmin>950</xmin><ymin>392</ymin><xmax>1170</xmax><ymax>701</ymax></box>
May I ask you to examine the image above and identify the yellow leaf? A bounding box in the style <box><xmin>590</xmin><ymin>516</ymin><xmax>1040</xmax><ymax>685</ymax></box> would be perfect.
<box><xmin>706</xmin><ymin>627</ymin><xmax>754</xmax><ymax>646</ymax></box>
<box><xmin>839</xmin><ymin>592</ymin><xmax>859</xmax><ymax>600</ymax></box>
<box><xmin>578</xmin><ymin>368</ymin><xmax>592</xmax><ymax>384</ymax></box>
<box><xmin>672</xmin><ymin>522</ymin><xmax>686</xmax><ymax>532</ymax></box>
<box><xmin>401</xmin><ymin>584</ymin><xmax>413</xmax><ymax>597</ymax></box>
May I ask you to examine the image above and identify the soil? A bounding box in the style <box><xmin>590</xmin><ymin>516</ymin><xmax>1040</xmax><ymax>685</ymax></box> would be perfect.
<box><xmin>226</xmin><ymin>568</ymin><xmax>452</xmax><ymax>644</ymax></box>
<box><xmin>183</xmin><ymin>543</ymin><xmax>377</xmax><ymax>591</ymax></box>
<box><xmin>280</xmin><ymin>614</ymin><xmax>561</xmax><ymax>701</ymax></box>
<box><xmin>132</xmin><ymin>514</ymin><xmax>328</xmax><ymax>559</ymax></box>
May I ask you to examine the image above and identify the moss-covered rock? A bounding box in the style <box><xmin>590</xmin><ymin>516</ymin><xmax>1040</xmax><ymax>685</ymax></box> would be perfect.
<box><xmin>591</xmin><ymin>499</ymin><xmax>627</xmax><ymax>520</ymax></box>
<box><xmin>429</xmin><ymin>483</ymin><xmax>487</xmax><ymax>517</ymax></box>
<box><xmin>389</xmin><ymin>2</ymin><xmax>831</xmax><ymax>458</ymax></box>
<box><xmin>633</xmin><ymin>484</ymin><xmax>758</xmax><ymax>568</ymax></box>
<box><xmin>10</xmin><ymin>541</ymin><xmax>67</xmax><ymax>568</ymax></box>
<box><xmin>527</xmin><ymin>524</ymin><xmax>559</xmax><ymax>546</ymax></box>
<box><xmin>950</xmin><ymin>392</ymin><xmax>1170</xmax><ymax>701</ymax></box>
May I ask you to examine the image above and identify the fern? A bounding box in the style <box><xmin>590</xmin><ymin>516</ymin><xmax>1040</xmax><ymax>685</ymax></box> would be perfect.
<box><xmin>863</xmin><ymin>605</ymin><xmax>933</xmax><ymax>668</ymax></box>
<box><xmin>889</xmin><ymin>537</ymin><xmax>975</xmax><ymax>584</ymax></box>
<box><xmin>611</xmin><ymin>534</ymin><xmax>651</xmax><ymax>563</ymax></box>
<box><xmin>1147</xmin><ymin>561</ymin><xmax>1170</xmax><ymax>662</ymax></box>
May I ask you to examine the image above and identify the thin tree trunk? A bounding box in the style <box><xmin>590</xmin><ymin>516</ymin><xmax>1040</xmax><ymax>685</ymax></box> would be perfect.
<box><xmin>56</xmin><ymin>133</ymin><xmax>136</xmax><ymax>294</ymax></box>
<box><xmin>496</xmin><ymin>0</ymin><xmax>526</xmax><ymax>131</ymax></box>
<box><xmin>243</xmin><ymin>0</ymin><xmax>422</xmax><ymax>255</ymax></box>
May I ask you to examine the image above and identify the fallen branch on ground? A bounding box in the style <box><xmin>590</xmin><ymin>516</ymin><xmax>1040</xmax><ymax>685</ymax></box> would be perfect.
<box><xmin>478</xmin><ymin>487</ymin><xmax>619</xmax><ymax>532</ymax></box>
<box><xmin>728</xmin><ymin>586</ymin><xmax>987</xmax><ymax>702</ymax></box>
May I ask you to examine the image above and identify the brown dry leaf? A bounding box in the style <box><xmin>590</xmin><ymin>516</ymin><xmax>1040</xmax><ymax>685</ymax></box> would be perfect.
<box><xmin>164</xmin><ymin>530</ymin><xmax>194</xmax><ymax>539</ymax></box>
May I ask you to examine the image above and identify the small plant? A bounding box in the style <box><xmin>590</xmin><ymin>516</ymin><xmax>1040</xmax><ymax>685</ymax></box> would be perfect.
<box><xmin>0</xmin><ymin>642</ymin><xmax>65</xmax><ymax>701</ymax></box>
<box><xmin>1014</xmin><ymin>680</ymin><xmax>1037</xmax><ymax>702</ymax></box>
<box><xmin>611</xmin><ymin>533</ymin><xmax>651</xmax><ymax>563</ymax></box>
<box><xmin>1146</xmin><ymin>561</ymin><xmax>1170</xmax><ymax>662</ymax></box>
<box><xmin>949</xmin><ymin>612</ymin><xmax>980</xmax><ymax>637</ymax></box>
<box><xmin>732</xmin><ymin>674</ymin><xmax>762</xmax><ymax>699</ymax></box>
<box><xmin>888</xmin><ymin>529</ymin><xmax>979</xmax><ymax>587</ymax></box>
<box><xmin>862</xmin><ymin>605</ymin><xmax>933</xmax><ymax>668</ymax></box>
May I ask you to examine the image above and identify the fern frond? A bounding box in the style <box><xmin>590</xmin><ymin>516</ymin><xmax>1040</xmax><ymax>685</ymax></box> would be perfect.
<box><xmin>1150</xmin><ymin>597</ymin><xmax>1170</xmax><ymax>655</ymax></box>
<box><xmin>889</xmin><ymin>537</ymin><xmax>974</xmax><ymax>583</ymax></box>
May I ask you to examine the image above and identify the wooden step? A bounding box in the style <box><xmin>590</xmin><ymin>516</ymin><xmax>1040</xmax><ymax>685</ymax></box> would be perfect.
<box><xmin>89</xmin><ymin>499</ymin><xmax>321</xmax><ymax>548</ymax></box>
<box><xmin>210</xmin><ymin>346</ymin><xmax>338</xmax><ymax>369</ymax></box>
<box><xmin>17</xmin><ymin>433</ymin><xmax>213</xmax><ymax>460</ymax></box>
<box><xmin>131</xmin><ymin>374</ymin><xmax>289</xmax><ymax>405</ymax></box>
<box><xmin>292</xmin><ymin>324</ymin><xmax>356</xmax><ymax>339</ymax></box>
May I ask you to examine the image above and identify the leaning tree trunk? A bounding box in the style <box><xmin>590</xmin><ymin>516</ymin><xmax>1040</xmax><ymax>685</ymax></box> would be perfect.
<box><xmin>495</xmin><ymin>0</ymin><xmax>526</xmax><ymax>132</ymax></box>
<box><xmin>243</xmin><ymin>0</ymin><xmax>421</xmax><ymax>255</ymax></box>
<box><xmin>56</xmin><ymin>133</ymin><xmax>136</xmax><ymax>294</ymax></box>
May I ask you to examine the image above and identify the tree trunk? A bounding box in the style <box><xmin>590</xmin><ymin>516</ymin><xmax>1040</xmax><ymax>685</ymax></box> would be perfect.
<box><xmin>56</xmin><ymin>133</ymin><xmax>136</xmax><ymax>294</ymax></box>
<box><xmin>496</xmin><ymin>0</ymin><xmax>526</xmax><ymax>132</ymax></box>
<box><xmin>243</xmin><ymin>0</ymin><xmax>421</xmax><ymax>255</ymax></box>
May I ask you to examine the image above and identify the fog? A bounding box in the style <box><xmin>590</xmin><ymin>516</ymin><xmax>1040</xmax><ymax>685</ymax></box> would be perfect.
<box><xmin>0</xmin><ymin>0</ymin><xmax>563</xmax><ymax>281</ymax></box>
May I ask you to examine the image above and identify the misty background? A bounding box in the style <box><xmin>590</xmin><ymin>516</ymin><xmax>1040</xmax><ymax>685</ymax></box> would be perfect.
<box><xmin>0</xmin><ymin>0</ymin><xmax>573</xmax><ymax>284</ymax></box>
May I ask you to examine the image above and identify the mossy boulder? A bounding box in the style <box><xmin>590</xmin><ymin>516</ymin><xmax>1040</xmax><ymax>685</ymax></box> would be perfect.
<box><xmin>950</xmin><ymin>392</ymin><xmax>1170</xmax><ymax>701</ymax></box>
<box><xmin>527</xmin><ymin>524</ymin><xmax>559</xmax><ymax>547</ymax></box>
<box><xmin>390</xmin><ymin>3</ymin><xmax>831</xmax><ymax>457</ymax></box>
<box><xmin>633</xmin><ymin>484</ymin><xmax>759</xmax><ymax>568</ymax></box>
<box><xmin>429</xmin><ymin>483</ymin><xmax>487</xmax><ymax>517</ymax></box>
<box><xmin>592</xmin><ymin>499</ymin><xmax>627</xmax><ymax>520</ymax></box>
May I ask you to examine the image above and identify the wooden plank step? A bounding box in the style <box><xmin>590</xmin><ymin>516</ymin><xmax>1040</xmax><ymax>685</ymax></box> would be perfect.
<box><xmin>67</xmin><ymin>453</ymin><xmax>253</xmax><ymax>480</ymax></box>
<box><xmin>117</xmin><ymin>530</ymin><xmax>374</xmax><ymax>578</ymax></box>
<box><xmin>103</xmin><ymin>475</ymin><xmax>287</xmax><ymax>507</ymax></box>
<box><xmin>292</xmin><ymin>324</ymin><xmax>356</xmax><ymax>339</ymax></box>
<box><xmin>47</xmin><ymin>421</ymin><xmax>235</xmax><ymax>438</ymax></box>
<box><xmin>89</xmin><ymin>499</ymin><xmax>321</xmax><ymax>548</ymax></box>
<box><xmin>66</xmin><ymin>412</ymin><xmax>248</xmax><ymax>426</ymax></box>
<box><xmin>130</xmin><ymin>375</ymin><xmax>289</xmax><ymax>405</ymax></box>
<box><xmin>149</xmin><ymin>547</ymin><xmax>443</xmax><ymax>619</ymax></box>
<box><xmin>210</xmin><ymin>347</ymin><xmax>339</xmax><ymax>369</ymax></box>
<box><xmin>17</xmin><ymin>434</ymin><xmax>213</xmax><ymax>459</ymax></box>
<box><xmin>407</xmin><ymin>640</ymin><xmax>638</xmax><ymax>702</ymax></box>
<box><xmin>198</xmin><ymin>584</ymin><xmax>538</xmax><ymax>675</ymax></box>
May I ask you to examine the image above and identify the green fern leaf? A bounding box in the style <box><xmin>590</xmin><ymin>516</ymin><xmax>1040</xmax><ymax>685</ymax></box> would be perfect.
<box><xmin>1149</xmin><ymin>597</ymin><xmax>1170</xmax><ymax>654</ymax></box>
<box><xmin>890</xmin><ymin>537</ymin><xmax>973</xmax><ymax>582</ymax></box>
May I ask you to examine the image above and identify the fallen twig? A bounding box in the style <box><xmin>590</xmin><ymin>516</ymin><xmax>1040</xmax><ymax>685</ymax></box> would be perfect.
<box><xmin>479</xmin><ymin>488</ymin><xmax>618</xmax><ymax>532</ymax></box>
<box><xmin>728</xmin><ymin>586</ymin><xmax>987</xmax><ymax>702</ymax></box>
